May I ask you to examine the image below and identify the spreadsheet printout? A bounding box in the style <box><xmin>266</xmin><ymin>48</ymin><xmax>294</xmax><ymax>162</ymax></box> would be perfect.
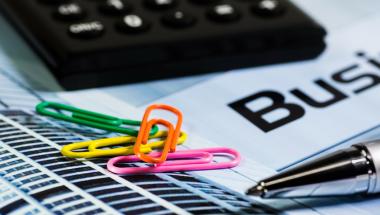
<box><xmin>0</xmin><ymin>70</ymin><xmax>280</xmax><ymax>214</ymax></box>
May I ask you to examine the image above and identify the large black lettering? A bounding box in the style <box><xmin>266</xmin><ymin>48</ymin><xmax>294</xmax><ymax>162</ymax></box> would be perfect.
<box><xmin>332</xmin><ymin>64</ymin><xmax>380</xmax><ymax>94</ymax></box>
<box><xmin>229</xmin><ymin>91</ymin><xmax>305</xmax><ymax>132</ymax></box>
<box><xmin>357</xmin><ymin>51</ymin><xmax>380</xmax><ymax>69</ymax></box>
<box><xmin>291</xmin><ymin>79</ymin><xmax>347</xmax><ymax>108</ymax></box>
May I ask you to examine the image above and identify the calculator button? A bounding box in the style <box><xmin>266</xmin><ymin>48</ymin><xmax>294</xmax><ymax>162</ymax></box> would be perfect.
<box><xmin>54</xmin><ymin>3</ymin><xmax>86</xmax><ymax>21</ymax></box>
<box><xmin>99</xmin><ymin>0</ymin><xmax>133</xmax><ymax>15</ymax></box>
<box><xmin>38</xmin><ymin>0</ymin><xmax>69</xmax><ymax>5</ymax></box>
<box><xmin>144</xmin><ymin>0</ymin><xmax>177</xmax><ymax>10</ymax></box>
<box><xmin>251</xmin><ymin>0</ymin><xmax>285</xmax><ymax>17</ymax></box>
<box><xmin>116</xmin><ymin>15</ymin><xmax>150</xmax><ymax>33</ymax></box>
<box><xmin>189</xmin><ymin>0</ymin><xmax>221</xmax><ymax>4</ymax></box>
<box><xmin>162</xmin><ymin>11</ymin><xmax>196</xmax><ymax>28</ymax></box>
<box><xmin>207</xmin><ymin>4</ymin><xmax>240</xmax><ymax>23</ymax></box>
<box><xmin>68</xmin><ymin>21</ymin><xmax>105</xmax><ymax>39</ymax></box>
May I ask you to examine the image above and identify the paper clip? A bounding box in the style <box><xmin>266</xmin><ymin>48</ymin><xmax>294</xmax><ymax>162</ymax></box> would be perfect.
<box><xmin>107</xmin><ymin>147</ymin><xmax>241</xmax><ymax>175</ymax></box>
<box><xmin>36</xmin><ymin>101</ymin><xmax>158</xmax><ymax>136</ymax></box>
<box><xmin>61</xmin><ymin>131</ymin><xmax>188</xmax><ymax>158</ymax></box>
<box><xmin>134</xmin><ymin>104</ymin><xmax>183</xmax><ymax>164</ymax></box>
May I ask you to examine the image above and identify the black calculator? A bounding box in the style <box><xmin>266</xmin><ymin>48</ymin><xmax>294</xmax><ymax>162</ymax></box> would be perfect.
<box><xmin>0</xmin><ymin>0</ymin><xmax>326</xmax><ymax>90</ymax></box>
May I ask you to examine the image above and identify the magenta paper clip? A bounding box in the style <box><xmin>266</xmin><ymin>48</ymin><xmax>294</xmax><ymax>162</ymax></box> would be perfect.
<box><xmin>107</xmin><ymin>147</ymin><xmax>241</xmax><ymax>175</ymax></box>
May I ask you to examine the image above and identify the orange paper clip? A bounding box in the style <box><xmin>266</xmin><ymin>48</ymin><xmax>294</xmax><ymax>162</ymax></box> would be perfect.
<box><xmin>134</xmin><ymin>104</ymin><xmax>183</xmax><ymax>164</ymax></box>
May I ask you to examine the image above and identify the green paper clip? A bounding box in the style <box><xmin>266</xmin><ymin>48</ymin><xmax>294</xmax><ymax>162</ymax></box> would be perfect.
<box><xmin>35</xmin><ymin>101</ymin><xmax>158</xmax><ymax>136</ymax></box>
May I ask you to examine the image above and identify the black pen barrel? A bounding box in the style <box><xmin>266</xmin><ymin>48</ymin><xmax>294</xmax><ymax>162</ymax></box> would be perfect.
<box><xmin>248</xmin><ymin>144</ymin><xmax>375</xmax><ymax>198</ymax></box>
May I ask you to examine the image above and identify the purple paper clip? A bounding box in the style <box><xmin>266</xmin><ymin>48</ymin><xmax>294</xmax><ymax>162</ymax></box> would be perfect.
<box><xmin>107</xmin><ymin>147</ymin><xmax>241</xmax><ymax>175</ymax></box>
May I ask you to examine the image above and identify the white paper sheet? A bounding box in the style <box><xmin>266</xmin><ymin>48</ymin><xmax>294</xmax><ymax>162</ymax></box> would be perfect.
<box><xmin>126</xmin><ymin>15</ymin><xmax>380</xmax><ymax>214</ymax></box>
<box><xmin>143</xmin><ymin>15</ymin><xmax>380</xmax><ymax>170</ymax></box>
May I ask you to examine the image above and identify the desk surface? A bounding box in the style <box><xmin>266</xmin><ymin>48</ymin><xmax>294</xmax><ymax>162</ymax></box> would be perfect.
<box><xmin>0</xmin><ymin>1</ymin><xmax>380</xmax><ymax>215</ymax></box>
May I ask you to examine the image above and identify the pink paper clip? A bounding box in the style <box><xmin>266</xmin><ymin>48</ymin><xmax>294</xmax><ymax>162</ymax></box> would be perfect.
<box><xmin>107</xmin><ymin>147</ymin><xmax>241</xmax><ymax>175</ymax></box>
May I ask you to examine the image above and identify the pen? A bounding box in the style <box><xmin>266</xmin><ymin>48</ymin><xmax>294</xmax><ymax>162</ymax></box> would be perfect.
<box><xmin>246</xmin><ymin>140</ymin><xmax>380</xmax><ymax>198</ymax></box>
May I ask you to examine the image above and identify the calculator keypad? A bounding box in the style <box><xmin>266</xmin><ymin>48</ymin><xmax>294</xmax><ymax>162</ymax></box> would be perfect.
<box><xmin>0</xmin><ymin>0</ymin><xmax>326</xmax><ymax>89</ymax></box>
<box><xmin>40</xmin><ymin>0</ymin><xmax>292</xmax><ymax>40</ymax></box>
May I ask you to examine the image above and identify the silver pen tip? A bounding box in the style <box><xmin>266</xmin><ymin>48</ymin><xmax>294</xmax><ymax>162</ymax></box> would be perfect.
<box><xmin>246</xmin><ymin>184</ymin><xmax>265</xmax><ymax>197</ymax></box>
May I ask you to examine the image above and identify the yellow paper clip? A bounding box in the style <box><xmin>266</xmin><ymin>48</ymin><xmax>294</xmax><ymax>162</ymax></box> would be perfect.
<box><xmin>61</xmin><ymin>131</ymin><xmax>187</xmax><ymax>158</ymax></box>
